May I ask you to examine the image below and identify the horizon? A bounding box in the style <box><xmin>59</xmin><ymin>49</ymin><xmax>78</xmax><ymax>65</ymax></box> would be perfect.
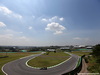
<box><xmin>0</xmin><ymin>0</ymin><xmax>100</xmax><ymax>46</ymax></box>
<box><xmin>0</xmin><ymin>44</ymin><xmax>94</xmax><ymax>47</ymax></box>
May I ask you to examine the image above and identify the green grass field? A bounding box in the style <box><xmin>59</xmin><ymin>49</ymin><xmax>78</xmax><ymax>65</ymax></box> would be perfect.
<box><xmin>28</xmin><ymin>52</ymin><xmax>70</xmax><ymax>68</ymax></box>
<box><xmin>87</xmin><ymin>56</ymin><xmax>100</xmax><ymax>73</ymax></box>
<box><xmin>0</xmin><ymin>52</ymin><xmax>41</xmax><ymax>75</ymax></box>
<box><xmin>70</xmin><ymin>51</ymin><xmax>91</xmax><ymax>56</ymax></box>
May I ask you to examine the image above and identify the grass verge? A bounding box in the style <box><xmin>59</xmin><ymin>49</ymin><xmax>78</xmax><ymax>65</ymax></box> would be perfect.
<box><xmin>76</xmin><ymin>58</ymin><xmax>81</xmax><ymax>67</ymax></box>
<box><xmin>71</xmin><ymin>51</ymin><xmax>100</xmax><ymax>73</ymax></box>
<box><xmin>28</xmin><ymin>52</ymin><xmax>70</xmax><ymax>68</ymax></box>
<box><xmin>0</xmin><ymin>52</ymin><xmax>41</xmax><ymax>75</ymax></box>
<box><xmin>70</xmin><ymin>51</ymin><xmax>91</xmax><ymax>56</ymax></box>
<box><xmin>87</xmin><ymin>56</ymin><xmax>100</xmax><ymax>73</ymax></box>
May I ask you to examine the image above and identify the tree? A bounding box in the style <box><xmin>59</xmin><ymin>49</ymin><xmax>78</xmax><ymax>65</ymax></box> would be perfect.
<box><xmin>92</xmin><ymin>44</ymin><xmax>100</xmax><ymax>57</ymax></box>
<box><xmin>92</xmin><ymin>44</ymin><xmax>100</xmax><ymax>63</ymax></box>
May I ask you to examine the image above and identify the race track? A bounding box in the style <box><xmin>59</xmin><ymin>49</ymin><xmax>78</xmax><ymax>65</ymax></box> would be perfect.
<box><xmin>2</xmin><ymin>52</ymin><xmax>79</xmax><ymax>75</ymax></box>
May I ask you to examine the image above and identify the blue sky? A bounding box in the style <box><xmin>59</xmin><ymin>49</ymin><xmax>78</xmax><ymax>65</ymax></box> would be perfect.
<box><xmin>0</xmin><ymin>0</ymin><xmax>100</xmax><ymax>46</ymax></box>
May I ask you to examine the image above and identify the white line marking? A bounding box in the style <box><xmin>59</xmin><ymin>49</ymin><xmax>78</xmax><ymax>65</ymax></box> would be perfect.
<box><xmin>65</xmin><ymin>52</ymin><xmax>80</xmax><ymax>70</ymax></box>
<box><xmin>26</xmin><ymin>52</ymin><xmax>73</xmax><ymax>69</ymax></box>
<box><xmin>26</xmin><ymin>52</ymin><xmax>45</xmax><ymax>69</ymax></box>
<box><xmin>20</xmin><ymin>54</ymin><xmax>36</xmax><ymax>59</ymax></box>
<box><xmin>47</xmin><ymin>52</ymin><xmax>72</xmax><ymax>68</ymax></box>
<box><xmin>48</xmin><ymin>56</ymin><xmax>72</xmax><ymax>68</ymax></box>
<box><xmin>1</xmin><ymin>52</ymin><xmax>43</xmax><ymax>75</ymax></box>
<box><xmin>2</xmin><ymin>64</ymin><xmax>8</xmax><ymax>75</ymax></box>
<box><xmin>25</xmin><ymin>57</ymin><xmax>40</xmax><ymax>69</ymax></box>
<box><xmin>73</xmin><ymin>56</ymin><xmax>80</xmax><ymax>70</ymax></box>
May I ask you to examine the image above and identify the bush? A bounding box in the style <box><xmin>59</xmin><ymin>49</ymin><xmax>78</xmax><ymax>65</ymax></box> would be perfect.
<box><xmin>92</xmin><ymin>44</ymin><xmax>100</xmax><ymax>57</ymax></box>
<box><xmin>84</xmin><ymin>57</ymin><xmax>88</xmax><ymax>63</ymax></box>
<box><xmin>87</xmin><ymin>64</ymin><xmax>100</xmax><ymax>73</ymax></box>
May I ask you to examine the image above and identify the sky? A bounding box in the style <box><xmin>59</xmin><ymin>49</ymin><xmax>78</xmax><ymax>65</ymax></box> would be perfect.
<box><xmin>0</xmin><ymin>0</ymin><xmax>100</xmax><ymax>46</ymax></box>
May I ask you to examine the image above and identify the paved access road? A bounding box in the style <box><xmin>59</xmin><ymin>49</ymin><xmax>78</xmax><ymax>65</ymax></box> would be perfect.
<box><xmin>2</xmin><ymin>52</ymin><xmax>79</xmax><ymax>75</ymax></box>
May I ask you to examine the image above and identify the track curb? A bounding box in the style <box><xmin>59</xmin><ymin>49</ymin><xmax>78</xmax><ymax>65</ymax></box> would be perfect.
<box><xmin>26</xmin><ymin>52</ymin><xmax>72</xmax><ymax>69</ymax></box>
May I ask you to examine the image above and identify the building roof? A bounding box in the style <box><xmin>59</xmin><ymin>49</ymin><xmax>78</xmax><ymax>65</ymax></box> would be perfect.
<box><xmin>47</xmin><ymin>49</ymin><xmax>55</xmax><ymax>51</ymax></box>
<box><xmin>60</xmin><ymin>47</ymin><xmax>70</xmax><ymax>49</ymax></box>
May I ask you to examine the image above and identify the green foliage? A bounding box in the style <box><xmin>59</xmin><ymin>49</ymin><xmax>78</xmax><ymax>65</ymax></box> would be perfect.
<box><xmin>87</xmin><ymin>44</ymin><xmax>100</xmax><ymax>73</ymax></box>
<box><xmin>70</xmin><ymin>51</ymin><xmax>91</xmax><ymax>56</ymax></box>
<box><xmin>84</xmin><ymin>57</ymin><xmax>88</xmax><ymax>63</ymax></box>
<box><xmin>87</xmin><ymin>63</ymin><xmax>100</xmax><ymax>73</ymax></box>
<box><xmin>93</xmin><ymin>44</ymin><xmax>100</xmax><ymax>57</ymax></box>
<box><xmin>92</xmin><ymin>44</ymin><xmax>100</xmax><ymax>63</ymax></box>
<box><xmin>76</xmin><ymin>58</ymin><xmax>81</xmax><ymax>67</ymax></box>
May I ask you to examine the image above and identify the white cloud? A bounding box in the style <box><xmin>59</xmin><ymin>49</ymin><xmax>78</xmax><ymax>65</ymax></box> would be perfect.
<box><xmin>13</xmin><ymin>14</ymin><xmax>22</xmax><ymax>19</ymax></box>
<box><xmin>0</xmin><ymin>6</ymin><xmax>22</xmax><ymax>19</ymax></box>
<box><xmin>0</xmin><ymin>34</ymin><xmax>31</xmax><ymax>46</ymax></box>
<box><xmin>73</xmin><ymin>37</ymin><xmax>90</xmax><ymax>41</ymax></box>
<box><xmin>19</xmin><ymin>32</ymin><xmax>23</xmax><ymax>33</ymax></box>
<box><xmin>45</xmin><ymin>22</ymin><xmax>65</xmax><ymax>34</ymax></box>
<box><xmin>28</xmin><ymin>26</ymin><xmax>32</xmax><ymax>30</ymax></box>
<box><xmin>3</xmin><ymin>29</ymin><xmax>18</xmax><ymax>34</ymax></box>
<box><xmin>0</xmin><ymin>22</ymin><xmax>6</xmax><ymax>27</ymax></box>
<box><xmin>84</xmin><ymin>38</ymin><xmax>90</xmax><ymax>41</ymax></box>
<box><xmin>41</xmin><ymin>16</ymin><xmax>64</xmax><ymax>22</ymax></box>
<box><xmin>0</xmin><ymin>6</ymin><xmax>12</xmax><ymax>14</ymax></box>
<box><xmin>42</xmin><ymin>18</ymin><xmax>47</xmax><ymax>22</ymax></box>
<box><xmin>49</xmin><ymin>16</ymin><xmax>58</xmax><ymax>22</ymax></box>
<box><xmin>18</xmin><ymin>36</ymin><xmax>30</xmax><ymax>41</ymax></box>
<box><xmin>0</xmin><ymin>34</ymin><xmax>13</xmax><ymax>39</ymax></box>
<box><xmin>73</xmin><ymin>37</ymin><xmax>81</xmax><ymax>40</ymax></box>
<box><xmin>32</xmin><ymin>16</ymin><xmax>35</xmax><ymax>19</ymax></box>
<box><xmin>54</xmin><ymin>31</ymin><xmax>63</xmax><ymax>34</ymax></box>
<box><xmin>59</xmin><ymin>17</ymin><xmax>64</xmax><ymax>21</ymax></box>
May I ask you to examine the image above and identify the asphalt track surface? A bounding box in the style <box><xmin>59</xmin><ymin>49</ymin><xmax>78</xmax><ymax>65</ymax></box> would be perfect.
<box><xmin>2</xmin><ymin>53</ymin><xmax>79</xmax><ymax>75</ymax></box>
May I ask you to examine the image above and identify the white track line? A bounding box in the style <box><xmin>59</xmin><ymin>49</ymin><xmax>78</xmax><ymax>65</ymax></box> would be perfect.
<box><xmin>65</xmin><ymin>52</ymin><xmax>80</xmax><ymax>70</ymax></box>
<box><xmin>47</xmin><ymin>52</ymin><xmax>72</xmax><ymax>68</ymax></box>
<box><xmin>26</xmin><ymin>52</ymin><xmax>45</xmax><ymax>69</ymax></box>
<box><xmin>25</xmin><ymin>57</ymin><xmax>40</xmax><ymax>69</ymax></box>
<box><xmin>1</xmin><ymin>52</ymin><xmax>44</xmax><ymax>75</ymax></box>
<box><xmin>73</xmin><ymin>56</ymin><xmax>80</xmax><ymax>70</ymax></box>
<box><xmin>26</xmin><ymin>52</ymin><xmax>72</xmax><ymax>69</ymax></box>
<box><xmin>2</xmin><ymin>64</ymin><xmax>8</xmax><ymax>75</ymax></box>
<box><xmin>48</xmin><ymin>55</ymin><xmax>72</xmax><ymax>68</ymax></box>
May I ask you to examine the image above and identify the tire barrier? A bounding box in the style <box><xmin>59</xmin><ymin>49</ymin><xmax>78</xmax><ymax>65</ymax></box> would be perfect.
<box><xmin>62</xmin><ymin>55</ymin><xmax>85</xmax><ymax>75</ymax></box>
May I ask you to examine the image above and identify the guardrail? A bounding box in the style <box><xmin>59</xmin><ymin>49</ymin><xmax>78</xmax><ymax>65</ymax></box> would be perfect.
<box><xmin>62</xmin><ymin>55</ymin><xmax>85</xmax><ymax>75</ymax></box>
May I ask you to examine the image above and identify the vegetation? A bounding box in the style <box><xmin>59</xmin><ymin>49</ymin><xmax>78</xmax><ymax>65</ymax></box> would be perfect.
<box><xmin>76</xmin><ymin>58</ymin><xmax>81</xmax><ymax>67</ymax></box>
<box><xmin>70</xmin><ymin>51</ymin><xmax>91</xmax><ymax>56</ymax></box>
<box><xmin>0</xmin><ymin>52</ymin><xmax>40</xmax><ymax>75</ymax></box>
<box><xmin>87</xmin><ymin>44</ymin><xmax>100</xmax><ymax>73</ymax></box>
<box><xmin>0</xmin><ymin>46</ymin><xmax>61</xmax><ymax>52</ymax></box>
<box><xmin>28</xmin><ymin>52</ymin><xmax>70</xmax><ymax>68</ymax></box>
